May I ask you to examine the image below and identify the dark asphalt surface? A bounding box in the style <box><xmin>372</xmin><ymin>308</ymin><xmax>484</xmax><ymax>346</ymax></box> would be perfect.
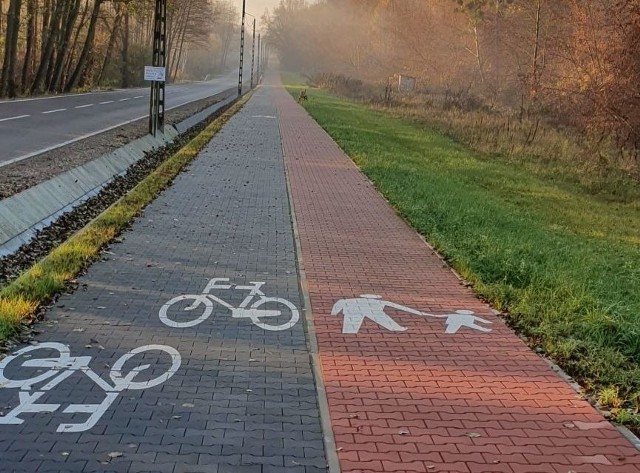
<box><xmin>0</xmin><ymin>69</ymin><xmax>251</xmax><ymax>165</ymax></box>
<box><xmin>0</xmin><ymin>87</ymin><xmax>327</xmax><ymax>472</ymax></box>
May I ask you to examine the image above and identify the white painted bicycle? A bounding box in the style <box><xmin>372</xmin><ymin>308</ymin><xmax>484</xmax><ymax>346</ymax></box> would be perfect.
<box><xmin>0</xmin><ymin>342</ymin><xmax>181</xmax><ymax>433</ymax></box>
<box><xmin>159</xmin><ymin>278</ymin><xmax>300</xmax><ymax>331</ymax></box>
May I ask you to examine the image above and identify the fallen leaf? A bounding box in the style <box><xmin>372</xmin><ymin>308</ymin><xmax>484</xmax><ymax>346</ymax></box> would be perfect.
<box><xmin>108</xmin><ymin>452</ymin><xmax>123</xmax><ymax>459</ymax></box>
<box><xmin>465</xmin><ymin>432</ymin><xmax>482</xmax><ymax>438</ymax></box>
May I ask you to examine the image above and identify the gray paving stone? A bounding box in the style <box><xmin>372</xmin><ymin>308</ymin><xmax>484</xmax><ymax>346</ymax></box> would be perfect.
<box><xmin>0</xmin><ymin>88</ymin><xmax>327</xmax><ymax>471</ymax></box>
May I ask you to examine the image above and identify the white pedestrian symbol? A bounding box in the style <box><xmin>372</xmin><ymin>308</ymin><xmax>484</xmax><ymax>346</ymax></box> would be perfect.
<box><xmin>441</xmin><ymin>309</ymin><xmax>492</xmax><ymax>334</ymax></box>
<box><xmin>330</xmin><ymin>295</ymin><xmax>492</xmax><ymax>335</ymax></box>
<box><xmin>0</xmin><ymin>343</ymin><xmax>180</xmax><ymax>433</ymax></box>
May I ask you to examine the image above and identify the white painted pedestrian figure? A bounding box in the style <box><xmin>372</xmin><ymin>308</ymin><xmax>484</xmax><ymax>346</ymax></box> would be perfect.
<box><xmin>331</xmin><ymin>294</ymin><xmax>423</xmax><ymax>334</ymax></box>
<box><xmin>439</xmin><ymin>309</ymin><xmax>492</xmax><ymax>334</ymax></box>
<box><xmin>0</xmin><ymin>343</ymin><xmax>180</xmax><ymax>433</ymax></box>
<box><xmin>331</xmin><ymin>295</ymin><xmax>493</xmax><ymax>335</ymax></box>
<box><xmin>160</xmin><ymin>278</ymin><xmax>299</xmax><ymax>331</ymax></box>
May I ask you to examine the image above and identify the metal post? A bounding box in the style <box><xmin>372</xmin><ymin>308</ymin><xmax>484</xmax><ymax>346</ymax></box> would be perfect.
<box><xmin>238</xmin><ymin>0</ymin><xmax>246</xmax><ymax>97</ymax></box>
<box><xmin>149</xmin><ymin>0</ymin><xmax>167</xmax><ymax>136</ymax></box>
<box><xmin>250</xmin><ymin>19</ymin><xmax>256</xmax><ymax>89</ymax></box>
<box><xmin>256</xmin><ymin>34</ymin><xmax>261</xmax><ymax>83</ymax></box>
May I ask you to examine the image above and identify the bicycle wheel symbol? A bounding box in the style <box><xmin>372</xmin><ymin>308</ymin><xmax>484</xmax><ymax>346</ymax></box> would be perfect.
<box><xmin>159</xmin><ymin>295</ymin><xmax>213</xmax><ymax>328</ymax></box>
<box><xmin>249</xmin><ymin>297</ymin><xmax>299</xmax><ymax>331</ymax></box>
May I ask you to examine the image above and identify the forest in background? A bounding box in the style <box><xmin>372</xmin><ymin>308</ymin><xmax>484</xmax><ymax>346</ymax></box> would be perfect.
<box><xmin>265</xmin><ymin>0</ymin><xmax>640</xmax><ymax>176</ymax></box>
<box><xmin>0</xmin><ymin>0</ymin><xmax>241</xmax><ymax>98</ymax></box>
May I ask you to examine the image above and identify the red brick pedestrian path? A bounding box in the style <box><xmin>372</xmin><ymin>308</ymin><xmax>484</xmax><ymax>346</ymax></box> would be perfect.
<box><xmin>275</xmin><ymin>85</ymin><xmax>640</xmax><ymax>473</ymax></box>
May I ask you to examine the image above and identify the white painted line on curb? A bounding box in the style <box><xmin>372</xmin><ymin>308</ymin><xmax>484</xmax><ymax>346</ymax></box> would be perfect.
<box><xmin>75</xmin><ymin>104</ymin><xmax>94</xmax><ymax>109</ymax></box>
<box><xmin>42</xmin><ymin>109</ymin><xmax>67</xmax><ymax>114</ymax></box>
<box><xmin>0</xmin><ymin>114</ymin><xmax>30</xmax><ymax>122</ymax></box>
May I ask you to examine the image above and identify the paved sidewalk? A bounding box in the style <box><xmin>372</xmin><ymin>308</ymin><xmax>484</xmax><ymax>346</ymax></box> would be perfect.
<box><xmin>0</xmin><ymin>88</ymin><xmax>326</xmax><ymax>472</ymax></box>
<box><xmin>275</xmin><ymin>84</ymin><xmax>640</xmax><ymax>472</ymax></box>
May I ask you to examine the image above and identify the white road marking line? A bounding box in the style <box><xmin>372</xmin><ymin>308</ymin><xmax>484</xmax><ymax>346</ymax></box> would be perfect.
<box><xmin>0</xmin><ymin>114</ymin><xmax>30</xmax><ymax>122</ymax></box>
<box><xmin>75</xmin><ymin>104</ymin><xmax>94</xmax><ymax>109</ymax></box>
<box><xmin>119</xmin><ymin>98</ymin><xmax>131</xmax><ymax>102</ymax></box>
<box><xmin>134</xmin><ymin>96</ymin><xmax>144</xmax><ymax>99</ymax></box>
<box><xmin>99</xmin><ymin>101</ymin><xmax>115</xmax><ymax>105</ymax></box>
<box><xmin>42</xmin><ymin>108</ymin><xmax>67</xmax><ymax>114</ymax></box>
<box><xmin>0</xmin><ymin>85</ymin><xmax>235</xmax><ymax>168</ymax></box>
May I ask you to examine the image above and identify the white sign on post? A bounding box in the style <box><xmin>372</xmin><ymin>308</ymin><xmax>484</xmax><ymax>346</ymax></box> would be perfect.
<box><xmin>144</xmin><ymin>66</ymin><xmax>166</xmax><ymax>82</ymax></box>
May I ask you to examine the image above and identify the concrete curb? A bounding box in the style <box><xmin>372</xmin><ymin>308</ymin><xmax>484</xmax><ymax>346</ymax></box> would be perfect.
<box><xmin>278</xmin><ymin>108</ymin><xmax>342</xmax><ymax>473</ymax></box>
<box><xmin>0</xmin><ymin>93</ymin><xmax>237</xmax><ymax>258</ymax></box>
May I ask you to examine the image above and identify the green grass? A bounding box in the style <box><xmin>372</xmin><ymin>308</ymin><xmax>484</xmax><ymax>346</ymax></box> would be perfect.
<box><xmin>0</xmin><ymin>95</ymin><xmax>251</xmax><ymax>342</ymax></box>
<box><xmin>284</xmin><ymin>81</ymin><xmax>640</xmax><ymax>420</ymax></box>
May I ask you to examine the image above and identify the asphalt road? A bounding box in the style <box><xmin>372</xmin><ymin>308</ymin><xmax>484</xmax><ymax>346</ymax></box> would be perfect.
<box><xmin>0</xmin><ymin>69</ymin><xmax>248</xmax><ymax>166</ymax></box>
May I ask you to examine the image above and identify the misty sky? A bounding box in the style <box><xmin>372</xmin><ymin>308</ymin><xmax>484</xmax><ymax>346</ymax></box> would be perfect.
<box><xmin>232</xmin><ymin>0</ymin><xmax>280</xmax><ymax>29</ymax></box>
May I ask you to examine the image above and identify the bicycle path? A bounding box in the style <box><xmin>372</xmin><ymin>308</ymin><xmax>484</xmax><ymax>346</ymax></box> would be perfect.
<box><xmin>275</xmin><ymin>81</ymin><xmax>640</xmax><ymax>473</ymax></box>
<box><xmin>0</xmin><ymin>88</ymin><xmax>327</xmax><ymax>472</ymax></box>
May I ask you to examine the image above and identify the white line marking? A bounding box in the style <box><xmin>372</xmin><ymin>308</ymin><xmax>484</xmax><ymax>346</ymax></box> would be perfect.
<box><xmin>134</xmin><ymin>96</ymin><xmax>144</xmax><ymax>99</ymax></box>
<box><xmin>75</xmin><ymin>104</ymin><xmax>94</xmax><ymax>109</ymax></box>
<box><xmin>119</xmin><ymin>98</ymin><xmax>131</xmax><ymax>102</ymax></box>
<box><xmin>0</xmin><ymin>114</ymin><xmax>30</xmax><ymax>122</ymax></box>
<box><xmin>42</xmin><ymin>108</ymin><xmax>67</xmax><ymax>114</ymax></box>
<box><xmin>0</xmin><ymin>87</ymin><xmax>235</xmax><ymax>168</ymax></box>
<box><xmin>99</xmin><ymin>101</ymin><xmax>114</xmax><ymax>105</ymax></box>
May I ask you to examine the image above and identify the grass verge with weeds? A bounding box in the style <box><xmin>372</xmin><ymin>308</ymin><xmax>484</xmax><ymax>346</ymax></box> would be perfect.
<box><xmin>0</xmin><ymin>94</ymin><xmax>251</xmax><ymax>343</ymax></box>
<box><xmin>283</xmin><ymin>79</ymin><xmax>640</xmax><ymax>430</ymax></box>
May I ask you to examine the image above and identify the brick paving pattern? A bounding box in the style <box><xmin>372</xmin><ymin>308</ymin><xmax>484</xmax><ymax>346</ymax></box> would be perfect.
<box><xmin>0</xmin><ymin>88</ymin><xmax>327</xmax><ymax>472</ymax></box>
<box><xmin>275</xmin><ymin>83</ymin><xmax>640</xmax><ymax>472</ymax></box>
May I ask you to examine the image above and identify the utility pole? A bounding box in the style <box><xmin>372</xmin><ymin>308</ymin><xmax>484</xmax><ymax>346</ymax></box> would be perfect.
<box><xmin>238</xmin><ymin>0</ymin><xmax>246</xmax><ymax>97</ymax></box>
<box><xmin>250</xmin><ymin>18</ymin><xmax>256</xmax><ymax>89</ymax></box>
<box><xmin>256</xmin><ymin>34</ymin><xmax>261</xmax><ymax>83</ymax></box>
<box><xmin>149</xmin><ymin>0</ymin><xmax>167</xmax><ymax>136</ymax></box>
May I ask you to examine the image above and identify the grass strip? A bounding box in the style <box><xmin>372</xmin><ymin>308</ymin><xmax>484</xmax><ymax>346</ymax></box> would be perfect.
<box><xmin>283</xmin><ymin>80</ymin><xmax>640</xmax><ymax>424</ymax></box>
<box><xmin>0</xmin><ymin>94</ymin><xmax>251</xmax><ymax>343</ymax></box>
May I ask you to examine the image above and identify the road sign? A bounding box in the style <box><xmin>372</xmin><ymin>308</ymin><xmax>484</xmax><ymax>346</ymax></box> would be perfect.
<box><xmin>144</xmin><ymin>66</ymin><xmax>166</xmax><ymax>82</ymax></box>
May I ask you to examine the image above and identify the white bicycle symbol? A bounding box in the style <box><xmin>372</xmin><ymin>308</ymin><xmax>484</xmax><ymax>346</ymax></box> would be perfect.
<box><xmin>159</xmin><ymin>278</ymin><xmax>300</xmax><ymax>331</ymax></box>
<box><xmin>0</xmin><ymin>342</ymin><xmax>181</xmax><ymax>433</ymax></box>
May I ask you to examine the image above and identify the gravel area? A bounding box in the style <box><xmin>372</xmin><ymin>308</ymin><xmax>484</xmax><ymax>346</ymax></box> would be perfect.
<box><xmin>0</xmin><ymin>88</ymin><xmax>236</xmax><ymax>199</ymax></box>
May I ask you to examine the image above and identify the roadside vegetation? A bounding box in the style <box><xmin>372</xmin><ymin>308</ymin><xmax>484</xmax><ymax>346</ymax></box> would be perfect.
<box><xmin>284</xmin><ymin>78</ymin><xmax>640</xmax><ymax>428</ymax></box>
<box><xmin>0</xmin><ymin>95</ymin><xmax>250</xmax><ymax>343</ymax></box>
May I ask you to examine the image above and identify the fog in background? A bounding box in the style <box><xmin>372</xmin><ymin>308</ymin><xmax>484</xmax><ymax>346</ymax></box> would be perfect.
<box><xmin>263</xmin><ymin>0</ymin><xmax>640</xmax><ymax>168</ymax></box>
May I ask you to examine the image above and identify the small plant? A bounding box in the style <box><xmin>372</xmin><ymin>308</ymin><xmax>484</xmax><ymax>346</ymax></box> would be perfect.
<box><xmin>598</xmin><ymin>386</ymin><xmax>623</xmax><ymax>409</ymax></box>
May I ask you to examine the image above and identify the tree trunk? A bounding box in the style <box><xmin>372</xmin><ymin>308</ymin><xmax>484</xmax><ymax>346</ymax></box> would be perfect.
<box><xmin>21</xmin><ymin>0</ymin><xmax>37</xmax><ymax>92</ymax></box>
<box><xmin>120</xmin><ymin>7</ymin><xmax>130</xmax><ymax>88</ymax></box>
<box><xmin>0</xmin><ymin>0</ymin><xmax>22</xmax><ymax>97</ymax></box>
<box><xmin>50</xmin><ymin>0</ymin><xmax>81</xmax><ymax>92</ymax></box>
<box><xmin>97</xmin><ymin>5</ymin><xmax>123</xmax><ymax>85</ymax></box>
<box><xmin>31</xmin><ymin>0</ymin><xmax>66</xmax><ymax>93</ymax></box>
<box><xmin>65</xmin><ymin>0</ymin><xmax>102</xmax><ymax>92</ymax></box>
